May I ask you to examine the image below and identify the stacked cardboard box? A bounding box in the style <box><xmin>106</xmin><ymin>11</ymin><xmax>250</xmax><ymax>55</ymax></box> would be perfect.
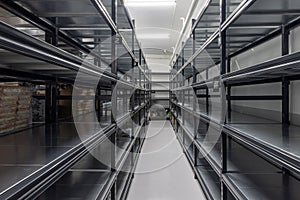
<box><xmin>59</xmin><ymin>85</ymin><xmax>95</xmax><ymax>117</ymax></box>
<box><xmin>72</xmin><ymin>87</ymin><xmax>95</xmax><ymax>116</ymax></box>
<box><xmin>0</xmin><ymin>83</ymin><xmax>32</xmax><ymax>134</ymax></box>
<box><xmin>59</xmin><ymin>85</ymin><xmax>73</xmax><ymax>118</ymax></box>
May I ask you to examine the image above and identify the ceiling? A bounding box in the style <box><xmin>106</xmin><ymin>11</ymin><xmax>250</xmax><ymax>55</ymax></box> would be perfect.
<box><xmin>124</xmin><ymin>0</ymin><xmax>193</xmax><ymax>71</ymax></box>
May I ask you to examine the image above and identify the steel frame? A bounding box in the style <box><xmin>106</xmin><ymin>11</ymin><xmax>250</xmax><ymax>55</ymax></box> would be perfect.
<box><xmin>170</xmin><ymin>0</ymin><xmax>300</xmax><ymax>199</ymax></box>
<box><xmin>0</xmin><ymin>0</ymin><xmax>150</xmax><ymax>199</ymax></box>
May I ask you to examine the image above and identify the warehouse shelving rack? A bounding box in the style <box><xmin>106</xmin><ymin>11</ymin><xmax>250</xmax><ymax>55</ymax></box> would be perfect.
<box><xmin>151</xmin><ymin>73</ymin><xmax>171</xmax><ymax>109</ymax></box>
<box><xmin>170</xmin><ymin>0</ymin><xmax>300</xmax><ymax>199</ymax></box>
<box><xmin>0</xmin><ymin>0</ymin><xmax>150</xmax><ymax>199</ymax></box>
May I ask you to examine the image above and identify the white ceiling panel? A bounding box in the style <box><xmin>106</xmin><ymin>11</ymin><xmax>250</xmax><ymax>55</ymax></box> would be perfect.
<box><xmin>125</xmin><ymin>0</ymin><xmax>194</xmax><ymax>70</ymax></box>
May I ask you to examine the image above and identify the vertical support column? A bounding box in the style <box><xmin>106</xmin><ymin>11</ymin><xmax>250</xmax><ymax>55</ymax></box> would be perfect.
<box><xmin>45</xmin><ymin>80</ymin><xmax>58</xmax><ymax>123</ymax></box>
<box><xmin>131</xmin><ymin>18</ymin><xmax>137</xmax><ymax>172</ymax></box>
<box><xmin>169</xmin><ymin>72</ymin><xmax>172</xmax><ymax>121</ymax></box>
<box><xmin>144</xmin><ymin>60</ymin><xmax>147</xmax><ymax>125</ymax></box>
<box><xmin>220</xmin><ymin>2</ymin><xmax>226</xmax><ymax>76</ymax></box>
<box><xmin>45</xmin><ymin>18</ymin><xmax>59</xmax><ymax>46</ymax></box>
<box><xmin>97</xmin><ymin>87</ymin><xmax>102</xmax><ymax>123</ymax></box>
<box><xmin>281</xmin><ymin>25</ymin><xmax>290</xmax><ymax>126</ymax></box>
<box><xmin>221</xmin><ymin>182</ymin><xmax>228</xmax><ymax>200</ymax></box>
<box><xmin>175</xmin><ymin>58</ymin><xmax>179</xmax><ymax>125</ymax></box>
<box><xmin>282</xmin><ymin>78</ymin><xmax>290</xmax><ymax>125</ymax></box>
<box><xmin>181</xmin><ymin>43</ymin><xmax>185</xmax><ymax>126</ymax></box>
<box><xmin>111</xmin><ymin>0</ymin><xmax>117</xmax><ymax>124</ymax></box>
<box><xmin>110</xmin><ymin>131</ymin><xmax>117</xmax><ymax>200</ymax></box>
<box><xmin>52</xmin><ymin>18</ymin><xmax>59</xmax><ymax>46</ymax></box>
<box><xmin>227</xmin><ymin>57</ymin><xmax>232</xmax><ymax>122</ymax></box>
<box><xmin>205</xmin><ymin>71</ymin><xmax>209</xmax><ymax>115</ymax></box>
<box><xmin>139</xmin><ymin>49</ymin><xmax>142</xmax><ymax>126</ymax></box>
<box><xmin>220</xmin><ymin>1</ymin><xmax>228</xmax><ymax>199</ymax></box>
<box><xmin>45</xmin><ymin>32</ymin><xmax>52</xmax><ymax>44</ymax></box>
<box><xmin>45</xmin><ymin>81</ymin><xmax>52</xmax><ymax>123</ymax></box>
<box><xmin>95</xmin><ymin>37</ymin><xmax>102</xmax><ymax>123</ymax></box>
<box><xmin>51</xmin><ymin>80</ymin><xmax>58</xmax><ymax>123</ymax></box>
<box><xmin>192</xmin><ymin>19</ymin><xmax>197</xmax><ymax>85</ymax></box>
<box><xmin>192</xmin><ymin>19</ymin><xmax>199</xmax><ymax>174</ymax></box>
<box><xmin>45</xmin><ymin>19</ymin><xmax>59</xmax><ymax>124</ymax></box>
<box><xmin>281</xmin><ymin>25</ymin><xmax>289</xmax><ymax>56</ymax></box>
<box><xmin>227</xmin><ymin>86</ymin><xmax>231</xmax><ymax>121</ymax></box>
<box><xmin>110</xmin><ymin>1</ymin><xmax>117</xmax><ymax>199</ymax></box>
<box><xmin>131</xmin><ymin>20</ymin><xmax>136</xmax><ymax>138</ymax></box>
<box><xmin>149</xmin><ymin>69</ymin><xmax>152</xmax><ymax>117</ymax></box>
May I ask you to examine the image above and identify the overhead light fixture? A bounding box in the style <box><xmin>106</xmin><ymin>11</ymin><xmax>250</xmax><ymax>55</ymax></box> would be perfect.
<box><xmin>138</xmin><ymin>33</ymin><xmax>170</xmax><ymax>39</ymax></box>
<box><xmin>82</xmin><ymin>38</ymin><xmax>94</xmax><ymax>43</ymax></box>
<box><xmin>124</xmin><ymin>0</ymin><xmax>176</xmax><ymax>7</ymax></box>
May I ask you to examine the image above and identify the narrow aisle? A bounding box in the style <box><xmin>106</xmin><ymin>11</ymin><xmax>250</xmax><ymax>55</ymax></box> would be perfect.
<box><xmin>127</xmin><ymin>121</ymin><xmax>205</xmax><ymax>200</ymax></box>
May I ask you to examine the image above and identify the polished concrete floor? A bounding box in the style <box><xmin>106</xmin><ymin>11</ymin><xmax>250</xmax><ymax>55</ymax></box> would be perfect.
<box><xmin>127</xmin><ymin>120</ymin><xmax>205</xmax><ymax>200</ymax></box>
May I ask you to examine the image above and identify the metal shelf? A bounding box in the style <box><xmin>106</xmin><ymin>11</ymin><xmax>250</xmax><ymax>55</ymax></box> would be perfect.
<box><xmin>36</xmin><ymin>119</ymin><xmax>146</xmax><ymax>200</ymax></box>
<box><xmin>223</xmin><ymin>173</ymin><xmax>300</xmax><ymax>200</ymax></box>
<box><xmin>0</xmin><ymin>0</ymin><xmax>150</xmax><ymax>199</ymax></box>
<box><xmin>175</xmin><ymin>123</ymin><xmax>221</xmax><ymax>200</ymax></box>
<box><xmin>224</xmin><ymin>119</ymin><xmax>300</xmax><ymax>175</ymax></box>
<box><xmin>173</xmin><ymin>0</ymin><xmax>300</xmax><ymax>81</ymax></box>
<box><xmin>223</xmin><ymin>51</ymin><xmax>300</xmax><ymax>85</ymax></box>
<box><xmin>172</xmin><ymin>3</ymin><xmax>300</xmax><ymax>198</ymax></box>
<box><xmin>37</xmin><ymin>171</ymin><xmax>112</xmax><ymax>200</ymax></box>
<box><xmin>0</xmin><ymin>113</ymin><xmax>115</xmax><ymax>199</ymax></box>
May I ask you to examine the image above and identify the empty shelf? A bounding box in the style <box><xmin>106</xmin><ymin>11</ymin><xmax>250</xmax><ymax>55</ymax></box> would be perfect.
<box><xmin>37</xmin><ymin>171</ymin><xmax>111</xmax><ymax>200</ymax></box>
<box><xmin>224</xmin><ymin>173</ymin><xmax>300</xmax><ymax>200</ymax></box>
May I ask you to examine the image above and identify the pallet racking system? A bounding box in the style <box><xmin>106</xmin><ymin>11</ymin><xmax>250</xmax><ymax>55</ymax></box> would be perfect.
<box><xmin>0</xmin><ymin>0</ymin><xmax>150</xmax><ymax>199</ymax></box>
<box><xmin>170</xmin><ymin>0</ymin><xmax>300</xmax><ymax>199</ymax></box>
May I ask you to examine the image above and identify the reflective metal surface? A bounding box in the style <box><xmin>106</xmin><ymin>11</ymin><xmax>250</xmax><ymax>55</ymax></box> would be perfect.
<box><xmin>0</xmin><ymin>112</ymin><xmax>108</xmax><ymax>194</ymax></box>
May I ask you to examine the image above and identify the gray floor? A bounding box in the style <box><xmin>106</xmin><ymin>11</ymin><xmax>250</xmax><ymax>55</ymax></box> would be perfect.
<box><xmin>127</xmin><ymin>121</ymin><xmax>205</xmax><ymax>200</ymax></box>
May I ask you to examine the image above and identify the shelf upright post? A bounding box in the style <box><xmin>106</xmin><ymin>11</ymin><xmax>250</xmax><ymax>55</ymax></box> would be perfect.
<box><xmin>45</xmin><ymin>81</ymin><xmax>52</xmax><ymax>123</ymax></box>
<box><xmin>281</xmin><ymin>19</ymin><xmax>291</xmax><ymax>179</ymax></box>
<box><xmin>131</xmin><ymin>21</ymin><xmax>136</xmax><ymax>138</ymax></box>
<box><xmin>52</xmin><ymin>19</ymin><xmax>59</xmax><ymax>124</ymax></box>
<box><xmin>282</xmin><ymin>68</ymin><xmax>290</xmax><ymax>180</ymax></box>
<box><xmin>227</xmin><ymin>57</ymin><xmax>232</xmax><ymax>122</ymax></box>
<box><xmin>45</xmin><ymin>80</ymin><xmax>59</xmax><ymax>124</ymax></box>
<box><xmin>149</xmin><ymin>69</ymin><xmax>152</xmax><ymax>110</ymax></box>
<box><xmin>130</xmin><ymin>21</ymin><xmax>136</xmax><ymax>174</ymax></box>
<box><xmin>220</xmin><ymin>0</ymin><xmax>228</xmax><ymax>199</ymax></box>
<box><xmin>52</xmin><ymin>18</ymin><xmax>59</xmax><ymax>46</ymax></box>
<box><xmin>139</xmin><ymin>49</ymin><xmax>142</xmax><ymax>126</ymax></box>
<box><xmin>203</xmin><ymin>28</ymin><xmax>209</xmax><ymax>115</ymax></box>
<box><xmin>181</xmin><ymin>42</ymin><xmax>185</xmax><ymax>126</ymax></box>
<box><xmin>144</xmin><ymin>58</ymin><xmax>147</xmax><ymax>125</ymax></box>
<box><xmin>111</xmin><ymin>0</ymin><xmax>117</xmax><ymax>124</ymax></box>
<box><xmin>94</xmin><ymin>36</ymin><xmax>102</xmax><ymax>123</ymax></box>
<box><xmin>281</xmin><ymin>25</ymin><xmax>290</xmax><ymax>126</ymax></box>
<box><xmin>205</xmin><ymin>76</ymin><xmax>209</xmax><ymax>115</ymax></box>
<box><xmin>45</xmin><ymin>23</ymin><xmax>59</xmax><ymax>124</ymax></box>
<box><xmin>110</xmin><ymin>0</ymin><xmax>117</xmax><ymax>199</ymax></box>
<box><xmin>51</xmin><ymin>79</ymin><xmax>59</xmax><ymax>123</ymax></box>
<box><xmin>169</xmin><ymin>71</ymin><xmax>171</xmax><ymax>117</ymax></box>
<box><xmin>191</xmin><ymin>19</ymin><xmax>198</xmax><ymax>168</ymax></box>
<box><xmin>97</xmin><ymin>88</ymin><xmax>102</xmax><ymax>123</ymax></box>
<box><xmin>131</xmin><ymin>39</ymin><xmax>135</xmax><ymax>122</ymax></box>
<box><xmin>175</xmin><ymin>58</ymin><xmax>178</xmax><ymax>120</ymax></box>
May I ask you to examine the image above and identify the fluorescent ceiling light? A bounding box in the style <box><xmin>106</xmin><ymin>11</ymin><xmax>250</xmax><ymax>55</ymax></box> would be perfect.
<box><xmin>82</xmin><ymin>38</ymin><xmax>94</xmax><ymax>42</ymax></box>
<box><xmin>124</xmin><ymin>0</ymin><xmax>176</xmax><ymax>7</ymax></box>
<box><xmin>138</xmin><ymin>33</ymin><xmax>170</xmax><ymax>39</ymax></box>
